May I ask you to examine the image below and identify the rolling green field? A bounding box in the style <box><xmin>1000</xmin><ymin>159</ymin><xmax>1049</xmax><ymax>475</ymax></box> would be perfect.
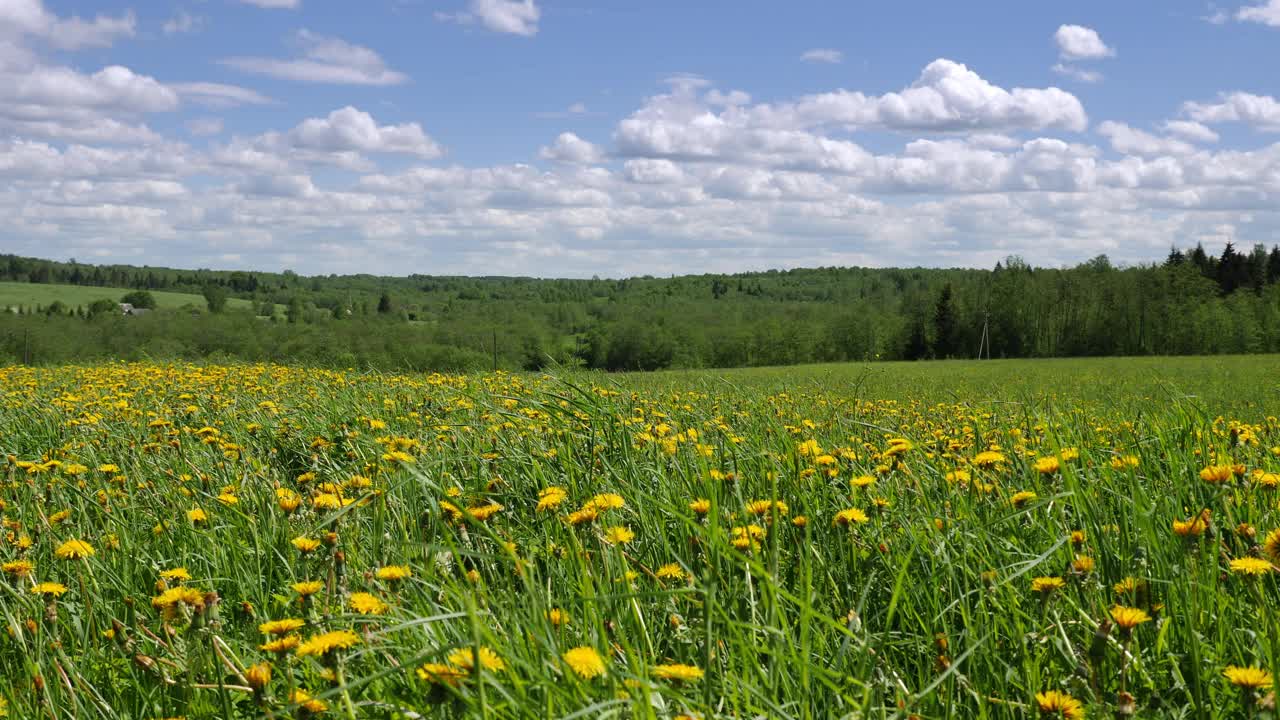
<box><xmin>0</xmin><ymin>281</ymin><xmax>261</xmax><ymax>312</ymax></box>
<box><xmin>1</xmin><ymin>356</ymin><xmax>1278</xmax><ymax>718</ymax></box>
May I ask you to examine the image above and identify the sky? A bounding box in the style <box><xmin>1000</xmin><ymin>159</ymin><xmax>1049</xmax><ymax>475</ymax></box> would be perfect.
<box><xmin>2</xmin><ymin>0</ymin><xmax>1280</xmax><ymax>278</ymax></box>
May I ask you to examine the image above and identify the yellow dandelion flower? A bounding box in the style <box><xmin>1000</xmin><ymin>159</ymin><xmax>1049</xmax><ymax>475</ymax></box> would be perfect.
<box><xmin>55</xmin><ymin>539</ymin><xmax>95</xmax><ymax>560</ymax></box>
<box><xmin>656</xmin><ymin>563</ymin><xmax>685</xmax><ymax>581</ymax></box>
<box><xmin>562</xmin><ymin>646</ymin><xmax>607</xmax><ymax>679</ymax></box>
<box><xmin>349</xmin><ymin>592</ymin><xmax>388</xmax><ymax>615</ymax></box>
<box><xmin>652</xmin><ymin>663</ymin><xmax>704</xmax><ymax>682</ymax></box>
<box><xmin>1034</xmin><ymin>689</ymin><xmax>1084</xmax><ymax>719</ymax></box>
<box><xmin>296</xmin><ymin>629</ymin><xmax>360</xmax><ymax>658</ymax></box>
<box><xmin>833</xmin><ymin>507</ymin><xmax>868</xmax><ymax>527</ymax></box>
<box><xmin>1010</xmin><ymin>491</ymin><xmax>1037</xmax><ymax>508</ymax></box>
<box><xmin>376</xmin><ymin>565</ymin><xmax>412</xmax><ymax>581</ymax></box>
<box><xmin>1109</xmin><ymin>605</ymin><xmax>1152</xmax><ymax>631</ymax></box>
<box><xmin>292</xmin><ymin>537</ymin><xmax>322</xmax><ymax>553</ymax></box>
<box><xmin>689</xmin><ymin>499</ymin><xmax>711</xmax><ymax>515</ymax></box>
<box><xmin>1223</xmin><ymin>665</ymin><xmax>1273</xmax><ymax>690</ymax></box>
<box><xmin>293</xmin><ymin>580</ymin><xmax>325</xmax><ymax>596</ymax></box>
<box><xmin>1031</xmin><ymin>576</ymin><xmax>1065</xmax><ymax>594</ymax></box>
<box><xmin>417</xmin><ymin>663</ymin><xmax>467</xmax><ymax>686</ymax></box>
<box><xmin>32</xmin><ymin>582</ymin><xmax>68</xmax><ymax>597</ymax></box>
<box><xmin>259</xmin><ymin>618</ymin><xmax>306</xmax><ymax>636</ymax></box>
<box><xmin>1229</xmin><ymin>557</ymin><xmax>1273</xmax><ymax>576</ymax></box>
<box><xmin>604</xmin><ymin>526</ymin><xmax>635</xmax><ymax>545</ymax></box>
<box><xmin>448</xmin><ymin>647</ymin><xmax>506</xmax><ymax>672</ymax></box>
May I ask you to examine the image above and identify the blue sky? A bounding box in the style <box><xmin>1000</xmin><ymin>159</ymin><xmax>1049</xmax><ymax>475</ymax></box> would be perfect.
<box><xmin>2</xmin><ymin>0</ymin><xmax>1280</xmax><ymax>277</ymax></box>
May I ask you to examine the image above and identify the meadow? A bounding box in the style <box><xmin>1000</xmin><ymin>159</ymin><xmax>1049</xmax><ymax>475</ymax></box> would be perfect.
<box><xmin>1</xmin><ymin>356</ymin><xmax>1277</xmax><ymax>719</ymax></box>
<box><xmin>0</xmin><ymin>281</ymin><xmax>262</xmax><ymax>313</ymax></box>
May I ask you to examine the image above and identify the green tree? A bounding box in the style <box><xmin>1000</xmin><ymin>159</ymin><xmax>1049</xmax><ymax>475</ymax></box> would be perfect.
<box><xmin>203</xmin><ymin>284</ymin><xmax>229</xmax><ymax>313</ymax></box>
<box><xmin>120</xmin><ymin>290</ymin><xmax>156</xmax><ymax>309</ymax></box>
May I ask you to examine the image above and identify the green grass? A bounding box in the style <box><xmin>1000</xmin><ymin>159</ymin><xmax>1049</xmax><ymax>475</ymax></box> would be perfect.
<box><xmin>0</xmin><ymin>280</ymin><xmax>261</xmax><ymax>312</ymax></box>
<box><xmin>0</xmin><ymin>357</ymin><xmax>1278</xmax><ymax>719</ymax></box>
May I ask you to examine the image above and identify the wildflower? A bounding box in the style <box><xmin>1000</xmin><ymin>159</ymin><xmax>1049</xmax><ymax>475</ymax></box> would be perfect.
<box><xmin>1034</xmin><ymin>456</ymin><xmax>1060</xmax><ymax>475</ymax></box>
<box><xmin>537</xmin><ymin>487</ymin><xmax>568</xmax><ymax>512</ymax></box>
<box><xmin>1229</xmin><ymin>557</ymin><xmax>1273</xmax><ymax>576</ymax></box>
<box><xmin>350</xmin><ymin>592</ymin><xmax>388</xmax><ymax>615</ymax></box>
<box><xmin>1010</xmin><ymin>491</ymin><xmax>1037</xmax><ymax>508</ymax></box>
<box><xmin>563</xmin><ymin>646</ymin><xmax>607</xmax><ymax>679</ymax></box>
<box><xmin>55</xmin><ymin>539</ymin><xmax>95</xmax><ymax>560</ymax></box>
<box><xmin>1109</xmin><ymin>605</ymin><xmax>1152</xmax><ymax>633</ymax></box>
<box><xmin>1110</xmin><ymin>454</ymin><xmax>1140</xmax><ymax>470</ymax></box>
<box><xmin>292</xmin><ymin>537</ymin><xmax>322</xmax><ymax>553</ymax></box>
<box><xmin>1031</xmin><ymin>576</ymin><xmax>1065</xmax><ymax>594</ymax></box>
<box><xmin>604</xmin><ymin>526</ymin><xmax>635</xmax><ymax>545</ymax></box>
<box><xmin>290</xmin><ymin>689</ymin><xmax>328</xmax><ymax>713</ymax></box>
<box><xmin>151</xmin><ymin>586</ymin><xmax>206</xmax><ymax>613</ymax></box>
<box><xmin>851</xmin><ymin>474</ymin><xmax>876</xmax><ymax>488</ymax></box>
<box><xmin>187</xmin><ymin>508</ymin><xmax>208</xmax><ymax>524</ymax></box>
<box><xmin>417</xmin><ymin>663</ymin><xmax>467</xmax><ymax>686</ymax></box>
<box><xmin>376</xmin><ymin>565</ymin><xmax>412</xmax><ymax>582</ymax></box>
<box><xmin>1035</xmin><ymin>690</ymin><xmax>1085</xmax><ymax>719</ymax></box>
<box><xmin>547</xmin><ymin>608</ymin><xmax>569</xmax><ymax>627</ymax></box>
<box><xmin>1200</xmin><ymin>464</ymin><xmax>1235</xmax><ymax>483</ymax></box>
<box><xmin>2</xmin><ymin>560</ymin><xmax>35</xmax><ymax>577</ymax></box>
<box><xmin>791</xmin><ymin>515</ymin><xmax>808</xmax><ymax>528</ymax></box>
<box><xmin>1071</xmin><ymin>555</ymin><xmax>1095</xmax><ymax>574</ymax></box>
<box><xmin>245</xmin><ymin>662</ymin><xmax>271</xmax><ymax>690</ymax></box>
<box><xmin>448</xmin><ymin>647</ymin><xmax>506</xmax><ymax>672</ymax></box>
<box><xmin>973</xmin><ymin>451</ymin><xmax>1006</xmax><ymax>469</ymax></box>
<box><xmin>652</xmin><ymin>663</ymin><xmax>704</xmax><ymax>682</ymax></box>
<box><xmin>292</xmin><ymin>580</ymin><xmax>324</xmax><ymax>597</ymax></box>
<box><xmin>160</xmin><ymin>567</ymin><xmax>191</xmax><ymax>582</ymax></box>
<box><xmin>656</xmin><ymin>563</ymin><xmax>686</xmax><ymax>581</ymax></box>
<box><xmin>259</xmin><ymin>618</ymin><xmax>306</xmax><ymax>635</ymax></box>
<box><xmin>689</xmin><ymin>499</ymin><xmax>711</xmax><ymax>515</ymax></box>
<box><xmin>1223</xmin><ymin>665</ymin><xmax>1273</xmax><ymax>690</ymax></box>
<box><xmin>566</xmin><ymin>506</ymin><xmax>599</xmax><ymax>525</ymax></box>
<box><xmin>32</xmin><ymin>582</ymin><xmax>68</xmax><ymax>597</ymax></box>
<box><xmin>1173</xmin><ymin>510</ymin><xmax>1211</xmax><ymax>537</ymax></box>
<box><xmin>296</xmin><ymin>629</ymin><xmax>360</xmax><ymax>658</ymax></box>
<box><xmin>833</xmin><ymin>508</ymin><xmax>869</xmax><ymax>527</ymax></box>
<box><xmin>261</xmin><ymin>635</ymin><xmax>300</xmax><ymax>654</ymax></box>
<box><xmin>587</xmin><ymin>493</ymin><xmax>625</xmax><ymax>511</ymax></box>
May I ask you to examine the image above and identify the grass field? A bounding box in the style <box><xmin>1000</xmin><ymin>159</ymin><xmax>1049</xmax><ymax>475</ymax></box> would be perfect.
<box><xmin>0</xmin><ymin>281</ymin><xmax>261</xmax><ymax>312</ymax></box>
<box><xmin>1</xmin><ymin>356</ymin><xmax>1278</xmax><ymax>718</ymax></box>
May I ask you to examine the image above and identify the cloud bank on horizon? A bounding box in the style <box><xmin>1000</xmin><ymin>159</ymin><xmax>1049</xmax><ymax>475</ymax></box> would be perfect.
<box><xmin>2</xmin><ymin>0</ymin><xmax>1279</xmax><ymax>277</ymax></box>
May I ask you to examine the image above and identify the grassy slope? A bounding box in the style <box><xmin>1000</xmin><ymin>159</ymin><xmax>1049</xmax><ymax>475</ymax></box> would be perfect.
<box><xmin>0</xmin><ymin>280</ymin><xmax>259</xmax><ymax>311</ymax></box>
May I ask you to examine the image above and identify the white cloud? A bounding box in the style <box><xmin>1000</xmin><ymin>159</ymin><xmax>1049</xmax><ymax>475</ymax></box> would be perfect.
<box><xmin>1162</xmin><ymin>120</ymin><xmax>1220</xmax><ymax>143</ymax></box>
<box><xmin>286</xmin><ymin>107</ymin><xmax>442</xmax><ymax>158</ymax></box>
<box><xmin>1051</xmin><ymin>63</ymin><xmax>1102</xmax><ymax>83</ymax></box>
<box><xmin>539</xmin><ymin>133</ymin><xmax>604</xmax><ymax>164</ymax></box>
<box><xmin>238</xmin><ymin>0</ymin><xmax>300</xmax><ymax>8</ymax></box>
<box><xmin>440</xmin><ymin>0</ymin><xmax>540</xmax><ymax>36</ymax></box>
<box><xmin>0</xmin><ymin>0</ymin><xmax>136</xmax><ymax>50</ymax></box>
<box><xmin>1054</xmin><ymin>24</ymin><xmax>1115</xmax><ymax>60</ymax></box>
<box><xmin>615</xmin><ymin>59</ymin><xmax>1087</xmax><ymax>164</ymax></box>
<box><xmin>801</xmin><ymin>48</ymin><xmax>843</xmax><ymax>64</ymax></box>
<box><xmin>221</xmin><ymin>30</ymin><xmax>408</xmax><ymax>85</ymax></box>
<box><xmin>1097</xmin><ymin>121</ymin><xmax>1196</xmax><ymax>156</ymax></box>
<box><xmin>162</xmin><ymin>10</ymin><xmax>203</xmax><ymax>35</ymax></box>
<box><xmin>1237</xmin><ymin>0</ymin><xmax>1280</xmax><ymax>25</ymax></box>
<box><xmin>2</xmin><ymin>65</ymin><xmax>179</xmax><ymax>115</ymax></box>
<box><xmin>172</xmin><ymin>82</ymin><xmax>273</xmax><ymax>108</ymax></box>
<box><xmin>1184</xmin><ymin>92</ymin><xmax>1280</xmax><ymax>131</ymax></box>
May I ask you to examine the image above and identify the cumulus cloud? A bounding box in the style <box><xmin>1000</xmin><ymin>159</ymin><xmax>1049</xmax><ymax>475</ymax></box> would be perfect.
<box><xmin>221</xmin><ymin>30</ymin><xmax>408</xmax><ymax>85</ymax></box>
<box><xmin>1162</xmin><ymin>120</ymin><xmax>1220</xmax><ymax>143</ymax></box>
<box><xmin>439</xmin><ymin>0</ymin><xmax>540</xmax><ymax>36</ymax></box>
<box><xmin>285</xmin><ymin>107</ymin><xmax>442</xmax><ymax>158</ymax></box>
<box><xmin>801</xmin><ymin>48</ymin><xmax>843</xmax><ymax>64</ymax></box>
<box><xmin>0</xmin><ymin>0</ymin><xmax>136</xmax><ymax>50</ymax></box>
<box><xmin>539</xmin><ymin>133</ymin><xmax>604</xmax><ymax>164</ymax></box>
<box><xmin>1097</xmin><ymin>121</ymin><xmax>1196</xmax><ymax>156</ymax></box>
<box><xmin>1184</xmin><ymin>92</ymin><xmax>1280</xmax><ymax>131</ymax></box>
<box><xmin>1237</xmin><ymin>0</ymin><xmax>1280</xmax><ymax>25</ymax></box>
<box><xmin>615</xmin><ymin>59</ymin><xmax>1088</xmax><ymax>165</ymax></box>
<box><xmin>1054</xmin><ymin>24</ymin><xmax>1115</xmax><ymax>60</ymax></box>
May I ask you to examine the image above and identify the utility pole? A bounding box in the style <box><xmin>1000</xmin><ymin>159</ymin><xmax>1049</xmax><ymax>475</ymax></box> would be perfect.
<box><xmin>977</xmin><ymin>312</ymin><xmax>990</xmax><ymax>360</ymax></box>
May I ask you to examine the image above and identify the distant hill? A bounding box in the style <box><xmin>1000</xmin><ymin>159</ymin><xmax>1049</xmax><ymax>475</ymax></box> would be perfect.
<box><xmin>2</xmin><ymin>245</ymin><xmax>1280</xmax><ymax>371</ymax></box>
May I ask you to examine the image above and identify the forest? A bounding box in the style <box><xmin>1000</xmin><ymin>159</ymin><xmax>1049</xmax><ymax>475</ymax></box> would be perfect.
<box><xmin>1</xmin><ymin>243</ymin><xmax>1278</xmax><ymax>371</ymax></box>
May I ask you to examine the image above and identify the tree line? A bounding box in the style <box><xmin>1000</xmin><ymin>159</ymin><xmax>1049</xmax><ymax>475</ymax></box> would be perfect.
<box><xmin>2</xmin><ymin>244</ymin><xmax>1279</xmax><ymax>371</ymax></box>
